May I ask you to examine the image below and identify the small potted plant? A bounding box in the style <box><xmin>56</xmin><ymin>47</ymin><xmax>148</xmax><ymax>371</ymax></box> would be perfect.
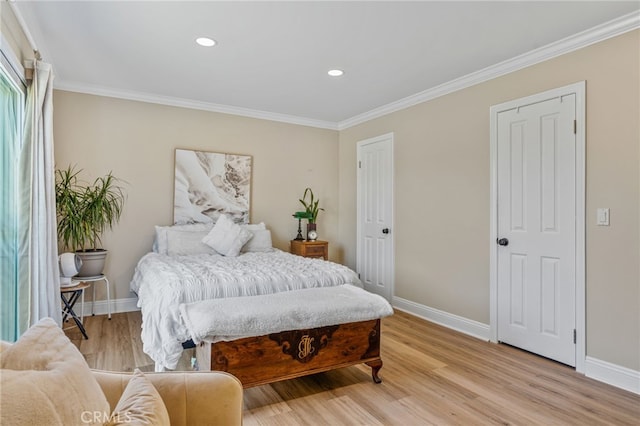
<box><xmin>299</xmin><ymin>187</ymin><xmax>324</xmax><ymax>240</ymax></box>
<box><xmin>55</xmin><ymin>165</ymin><xmax>126</xmax><ymax>277</ymax></box>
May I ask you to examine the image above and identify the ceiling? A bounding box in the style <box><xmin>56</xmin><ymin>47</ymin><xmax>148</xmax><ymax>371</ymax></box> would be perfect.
<box><xmin>15</xmin><ymin>1</ymin><xmax>640</xmax><ymax>129</ymax></box>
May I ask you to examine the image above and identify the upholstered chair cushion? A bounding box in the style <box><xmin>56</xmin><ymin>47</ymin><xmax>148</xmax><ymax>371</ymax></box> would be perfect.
<box><xmin>0</xmin><ymin>318</ymin><xmax>110</xmax><ymax>425</ymax></box>
<box><xmin>106</xmin><ymin>369</ymin><xmax>170</xmax><ymax>426</ymax></box>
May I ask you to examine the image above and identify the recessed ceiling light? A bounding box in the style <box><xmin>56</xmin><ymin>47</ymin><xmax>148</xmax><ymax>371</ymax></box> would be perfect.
<box><xmin>196</xmin><ymin>37</ymin><xmax>216</xmax><ymax>47</ymax></box>
<box><xmin>328</xmin><ymin>69</ymin><xmax>344</xmax><ymax>77</ymax></box>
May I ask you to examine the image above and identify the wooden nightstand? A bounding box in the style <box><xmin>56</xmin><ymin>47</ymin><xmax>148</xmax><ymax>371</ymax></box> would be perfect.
<box><xmin>290</xmin><ymin>240</ymin><xmax>328</xmax><ymax>260</ymax></box>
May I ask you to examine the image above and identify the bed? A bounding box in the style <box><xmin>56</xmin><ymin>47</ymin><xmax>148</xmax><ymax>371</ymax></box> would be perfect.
<box><xmin>130</xmin><ymin>220</ymin><xmax>393</xmax><ymax>385</ymax></box>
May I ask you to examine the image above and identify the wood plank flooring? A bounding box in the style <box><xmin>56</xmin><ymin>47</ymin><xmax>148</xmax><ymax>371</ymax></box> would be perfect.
<box><xmin>65</xmin><ymin>310</ymin><xmax>640</xmax><ymax>425</ymax></box>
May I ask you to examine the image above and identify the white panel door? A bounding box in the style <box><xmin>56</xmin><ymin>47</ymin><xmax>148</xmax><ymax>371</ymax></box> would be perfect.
<box><xmin>496</xmin><ymin>94</ymin><xmax>576</xmax><ymax>366</ymax></box>
<box><xmin>357</xmin><ymin>133</ymin><xmax>394</xmax><ymax>301</ymax></box>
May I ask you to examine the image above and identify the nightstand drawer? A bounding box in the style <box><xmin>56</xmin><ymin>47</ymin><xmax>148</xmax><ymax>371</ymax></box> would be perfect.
<box><xmin>290</xmin><ymin>240</ymin><xmax>329</xmax><ymax>260</ymax></box>
<box><xmin>305</xmin><ymin>245</ymin><xmax>326</xmax><ymax>256</ymax></box>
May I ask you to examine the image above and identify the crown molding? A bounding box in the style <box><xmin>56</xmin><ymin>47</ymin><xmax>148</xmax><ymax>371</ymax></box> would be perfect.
<box><xmin>50</xmin><ymin>10</ymin><xmax>638</xmax><ymax>132</ymax></box>
<box><xmin>338</xmin><ymin>11</ymin><xmax>640</xmax><ymax>130</ymax></box>
<box><xmin>54</xmin><ymin>80</ymin><xmax>339</xmax><ymax>131</ymax></box>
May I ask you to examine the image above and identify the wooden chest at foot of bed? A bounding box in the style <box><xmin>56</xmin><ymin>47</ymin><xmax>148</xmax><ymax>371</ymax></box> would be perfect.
<box><xmin>195</xmin><ymin>319</ymin><xmax>383</xmax><ymax>388</ymax></box>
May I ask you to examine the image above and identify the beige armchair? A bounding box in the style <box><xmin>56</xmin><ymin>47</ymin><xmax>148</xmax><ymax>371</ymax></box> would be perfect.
<box><xmin>1</xmin><ymin>319</ymin><xmax>243</xmax><ymax>426</ymax></box>
<box><xmin>93</xmin><ymin>369</ymin><xmax>243</xmax><ymax>426</ymax></box>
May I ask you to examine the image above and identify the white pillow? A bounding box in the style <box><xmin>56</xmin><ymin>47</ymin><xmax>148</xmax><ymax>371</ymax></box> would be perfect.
<box><xmin>241</xmin><ymin>229</ymin><xmax>273</xmax><ymax>253</ymax></box>
<box><xmin>154</xmin><ymin>223</ymin><xmax>213</xmax><ymax>254</ymax></box>
<box><xmin>241</xmin><ymin>222</ymin><xmax>266</xmax><ymax>231</ymax></box>
<box><xmin>202</xmin><ymin>214</ymin><xmax>253</xmax><ymax>257</ymax></box>
<box><xmin>166</xmin><ymin>229</ymin><xmax>218</xmax><ymax>256</ymax></box>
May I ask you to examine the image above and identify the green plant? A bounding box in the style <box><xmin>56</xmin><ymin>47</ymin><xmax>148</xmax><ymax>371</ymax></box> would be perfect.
<box><xmin>55</xmin><ymin>165</ymin><xmax>126</xmax><ymax>251</ymax></box>
<box><xmin>299</xmin><ymin>187</ymin><xmax>324</xmax><ymax>224</ymax></box>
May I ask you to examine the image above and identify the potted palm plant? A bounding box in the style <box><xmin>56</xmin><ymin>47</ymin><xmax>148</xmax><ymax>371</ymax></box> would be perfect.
<box><xmin>299</xmin><ymin>187</ymin><xmax>324</xmax><ymax>240</ymax></box>
<box><xmin>55</xmin><ymin>165</ymin><xmax>126</xmax><ymax>277</ymax></box>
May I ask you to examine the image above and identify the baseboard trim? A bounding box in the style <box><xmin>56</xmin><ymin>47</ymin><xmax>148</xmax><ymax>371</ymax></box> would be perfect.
<box><xmin>77</xmin><ymin>297</ymin><xmax>140</xmax><ymax>317</ymax></box>
<box><xmin>392</xmin><ymin>296</ymin><xmax>491</xmax><ymax>341</ymax></box>
<box><xmin>585</xmin><ymin>356</ymin><xmax>640</xmax><ymax>395</ymax></box>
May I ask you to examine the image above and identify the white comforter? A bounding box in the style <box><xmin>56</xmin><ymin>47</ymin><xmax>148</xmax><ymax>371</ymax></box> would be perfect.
<box><xmin>130</xmin><ymin>249</ymin><xmax>361</xmax><ymax>370</ymax></box>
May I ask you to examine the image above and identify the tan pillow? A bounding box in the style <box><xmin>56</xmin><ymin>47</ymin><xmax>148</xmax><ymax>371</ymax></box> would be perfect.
<box><xmin>0</xmin><ymin>317</ymin><xmax>109</xmax><ymax>425</ymax></box>
<box><xmin>106</xmin><ymin>369</ymin><xmax>170</xmax><ymax>426</ymax></box>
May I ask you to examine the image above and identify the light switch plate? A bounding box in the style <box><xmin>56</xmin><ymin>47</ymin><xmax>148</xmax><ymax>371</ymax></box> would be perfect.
<box><xmin>596</xmin><ymin>208</ymin><xmax>610</xmax><ymax>226</ymax></box>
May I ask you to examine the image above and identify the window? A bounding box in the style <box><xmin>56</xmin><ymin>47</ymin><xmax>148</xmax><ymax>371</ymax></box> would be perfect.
<box><xmin>0</xmin><ymin>50</ymin><xmax>25</xmax><ymax>341</ymax></box>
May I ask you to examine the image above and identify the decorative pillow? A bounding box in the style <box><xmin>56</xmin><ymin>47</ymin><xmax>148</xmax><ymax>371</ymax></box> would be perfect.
<box><xmin>153</xmin><ymin>222</ymin><xmax>214</xmax><ymax>254</ymax></box>
<box><xmin>0</xmin><ymin>318</ymin><xmax>109</xmax><ymax>425</ymax></box>
<box><xmin>241</xmin><ymin>229</ymin><xmax>273</xmax><ymax>253</ymax></box>
<box><xmin>202</xmin><ymin>214</ymin><xmax>253</xmax><ymax>257</ymax></box>
<box><xmin>106</xmin><ymin>369</ymin><xmax>170</xmax><ymax>426</ymax></box>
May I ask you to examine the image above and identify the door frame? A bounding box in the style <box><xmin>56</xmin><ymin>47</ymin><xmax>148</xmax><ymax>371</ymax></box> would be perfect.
<box><xmin>489</xmin><ymin>81</ymin><xmax>586</xmax><ymax>372</ymax></box>
<box><xmin>356</xmin><ymin>132</ymin><xmax>395</xmax><ymax>302</ymax></box>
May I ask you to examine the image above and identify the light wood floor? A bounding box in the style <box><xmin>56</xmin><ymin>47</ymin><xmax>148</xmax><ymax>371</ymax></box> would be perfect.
<box><xmin>65</xmin><ymin>310</ymin><xmax>640</xmax><ymax>425</ymax></box>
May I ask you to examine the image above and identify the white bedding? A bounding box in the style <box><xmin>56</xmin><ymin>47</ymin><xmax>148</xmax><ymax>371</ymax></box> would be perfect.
<box><xmin>130</xmin><ymin>249</ymin><xmax>361</xmax><ymax>370</ymax></box>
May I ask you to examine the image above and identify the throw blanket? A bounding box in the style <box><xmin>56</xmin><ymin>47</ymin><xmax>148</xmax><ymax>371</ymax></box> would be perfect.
<box><xmin>179</xmin><ymin>284</ymin><xmax>394</xmax><ymax>344</ymax></box>
<box><xmin>130</xmin><ymin>249</ymin><xmax>361</xmax><ymax>370</ymax></box>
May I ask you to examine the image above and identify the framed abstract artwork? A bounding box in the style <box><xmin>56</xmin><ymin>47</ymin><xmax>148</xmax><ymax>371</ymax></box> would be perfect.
<box><xmin>174</xmin><ymin>148</ymin><xmax>251</xmax><ymax>224</ymax></box>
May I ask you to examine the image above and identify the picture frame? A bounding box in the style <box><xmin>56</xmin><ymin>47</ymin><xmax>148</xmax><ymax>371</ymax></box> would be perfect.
<box><xmin>173</xmin><ymin>148</ymin><xmax>252</xmax><ymax>224</ymax></box>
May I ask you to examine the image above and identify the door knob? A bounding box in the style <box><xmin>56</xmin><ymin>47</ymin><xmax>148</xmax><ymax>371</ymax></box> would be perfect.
<box><xmin>497</xmin><ymin>238</ymin><xmax>509</xmax><ymax>246</ymax></box>
<box><xmin>382</xmin><ymin>228</ymin><xmax>390</xmax><ymax>234</ymax></box>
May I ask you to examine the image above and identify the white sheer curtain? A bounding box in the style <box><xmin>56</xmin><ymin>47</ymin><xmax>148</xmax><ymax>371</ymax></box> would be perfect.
<box><xmin>18</xmin><ymin>60</ymin><xmax>61</xmax><ymax>330</ymax></box>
